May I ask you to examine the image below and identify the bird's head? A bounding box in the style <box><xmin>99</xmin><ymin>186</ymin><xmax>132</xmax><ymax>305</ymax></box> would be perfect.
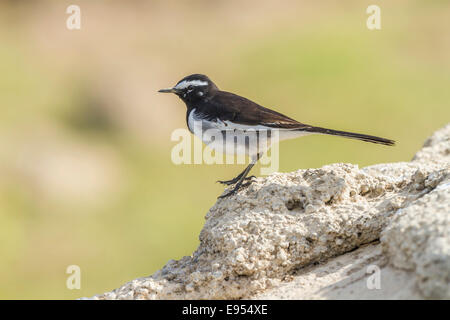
<box><xmin>158</xmin><ymin>74</ymin><xmax>218</xmax><ymax>103</ymax></box>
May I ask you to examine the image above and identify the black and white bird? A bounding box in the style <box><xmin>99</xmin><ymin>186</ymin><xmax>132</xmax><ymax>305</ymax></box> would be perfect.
<box><xmin>159</xmin><ymin>74</ymin><xmax>394</xmax><ymax>198</ymax></box>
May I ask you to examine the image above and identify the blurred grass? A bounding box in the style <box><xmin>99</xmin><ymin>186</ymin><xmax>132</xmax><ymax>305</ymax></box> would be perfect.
<box><xmin>230</xmin><ymin>24</ymin><xmax>450</xmax><ymax>170</ymax></box>
<box><xmin>0</xmin><ymin>1</ymin><xmax>449</xmax><ymax>299</ymax></box>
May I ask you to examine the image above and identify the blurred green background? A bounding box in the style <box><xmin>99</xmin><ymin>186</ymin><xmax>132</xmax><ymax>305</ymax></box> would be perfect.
<box><xmin>0</xmin><ymin>0</ymin><xmax>449</xmax><ymax>299</ymax></box>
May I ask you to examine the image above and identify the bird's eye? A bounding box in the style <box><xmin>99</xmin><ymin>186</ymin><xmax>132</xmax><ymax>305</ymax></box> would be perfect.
<box><xmin>187</xmin><ymin>85</ymin><xmax>194</xmax><ymax>91</ymax></box>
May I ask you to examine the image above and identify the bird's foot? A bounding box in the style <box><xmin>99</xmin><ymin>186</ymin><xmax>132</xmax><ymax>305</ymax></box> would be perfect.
<box><xmin>217</xmin><ymin>179</ymin><xmax>254</xmax><ymax>199</ymax></box>
<box><xmin>217</xmin><ymin>175</ymin><xmax>256</xmax><ymax>186</ymax></box>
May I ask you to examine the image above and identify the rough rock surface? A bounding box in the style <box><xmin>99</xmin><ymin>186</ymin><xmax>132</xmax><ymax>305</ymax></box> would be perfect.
<box><xmin>252</xmin><ymin>242</ymin><xmax>422</xmax><ymax>299</ymax></box>
<box><xmin>93</xmin><ymin>124</ymin><xmax>449</xmax><ymax>300</ymax></box>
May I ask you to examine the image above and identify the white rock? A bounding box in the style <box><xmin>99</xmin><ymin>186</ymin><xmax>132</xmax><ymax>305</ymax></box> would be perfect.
<box><xmin>94</xmin><ymin>124</ymin><xmax>450</xmax><ymax>300</ymax></box>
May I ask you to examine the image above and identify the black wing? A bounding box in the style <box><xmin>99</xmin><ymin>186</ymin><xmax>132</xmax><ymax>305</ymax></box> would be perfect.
<box><xmin>201</xmin><ymin>91</ymin><xmax>395</xmax><ymax>146</ymax></box>
<box><xmin>205</xmin><ymin>91</ymin><xmax>312</xmax><ymax>129</ymax></box>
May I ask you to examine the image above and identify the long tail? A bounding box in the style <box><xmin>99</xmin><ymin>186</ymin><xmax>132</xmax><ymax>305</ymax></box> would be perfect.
<box><xmin>302</xmin><ymin>126</ymin><xmax>395</xmax><ymax>146</ymax></box>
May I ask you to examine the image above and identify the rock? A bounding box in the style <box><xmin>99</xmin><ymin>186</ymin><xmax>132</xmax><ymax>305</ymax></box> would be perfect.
<box><xmin>251</xmin><ymin>242</ymin><xmax>423</xmax><ymax>299</ymax></box>
<box><xmin>381</xmin><ymin>177</ymin><xmax>450</xmax><ymax>299</ymax></box>
<box><xmin>93</xmin><ymin>124</ymin><xmax>449</xmax><ymax>300</ymax></box>
<box><xmin>412</xmin><ymin>123</ymin><xmax>450</xmax><ymax>164</ymax></box>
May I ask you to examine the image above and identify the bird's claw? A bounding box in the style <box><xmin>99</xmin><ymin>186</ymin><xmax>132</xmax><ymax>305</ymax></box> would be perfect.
<box><xmin>217</xmin><ymin>177</ymin><xmax>255</xmax><ymax>199</ymax></box>
<box><xmin>216</xmin><ymin>179</ymin><xmax>236</xmax><ymax>186</ymax></box>
<box><xmin>216</xmin><ymin>175</ymin><xmax>255</xmax><ymax>185</ymax></box>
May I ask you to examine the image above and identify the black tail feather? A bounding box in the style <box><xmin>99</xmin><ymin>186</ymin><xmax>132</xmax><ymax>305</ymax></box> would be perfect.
<box><xmin>304</xmin><ymin>126</ymin><xmax>395</xmax><ymax>146</ymax></box>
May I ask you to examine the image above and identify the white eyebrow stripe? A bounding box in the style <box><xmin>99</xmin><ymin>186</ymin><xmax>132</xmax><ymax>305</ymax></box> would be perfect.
<box><xmin>174</xmin><ymin>80</ymin><xmax>208</xmax><ymax>90</ymax></box>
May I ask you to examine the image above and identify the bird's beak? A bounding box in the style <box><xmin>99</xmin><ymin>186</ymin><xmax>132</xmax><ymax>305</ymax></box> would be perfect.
<box><xmin>158</xmin><ymin>87</ymin><xmax>177</xmax><ymax>94</ymax></box>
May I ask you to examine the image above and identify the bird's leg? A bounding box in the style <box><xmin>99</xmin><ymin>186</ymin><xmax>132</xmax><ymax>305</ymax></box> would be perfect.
<box><xmin>218</xmin><ymin>154</ymin><xmax>261</xmax><ymax>198</ymax></box>
<box><xmin>218</xmin><ymin>163</ymin><xmax>254</xmax><ymax>198</ymax></box>
<box><xmin>217</xmin><ymin>154</ymin><xmax>261</xmax><ymax>185</ymax></box>
<box><xmin>217</xmin><ymin>168</ymin><xmax>255</xmax><ymax>185</ymax></box>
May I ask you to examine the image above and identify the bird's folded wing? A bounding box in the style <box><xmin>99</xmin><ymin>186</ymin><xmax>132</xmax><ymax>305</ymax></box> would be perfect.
<box><xmin>210</xmin><ymin>91</ymin><xmax>312</xmax><ymax>130</ymax></box>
